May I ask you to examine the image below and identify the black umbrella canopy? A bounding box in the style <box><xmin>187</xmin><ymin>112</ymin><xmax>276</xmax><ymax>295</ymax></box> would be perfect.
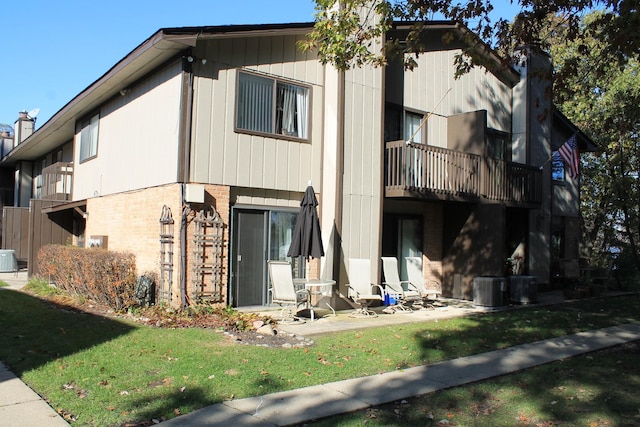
<box><xmin>287</xmin><ymin>185</ymin><xmax>324</xmax><ymax>259</ymax></box>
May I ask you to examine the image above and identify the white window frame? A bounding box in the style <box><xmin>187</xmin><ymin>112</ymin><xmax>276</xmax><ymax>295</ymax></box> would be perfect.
<box><xmin>79</xmin><ymin>113</ymin><xmax>99</xmax><ymax>162</ymax></box>
<box><xmin>235</xmin><ymin>71</ymin><xmax>310</xmax><ymax>141</ymax></box>
<box><xmin>404</xmin><ymin>110</ymin><xmax>425</xmax><ymax>144</ymax></box>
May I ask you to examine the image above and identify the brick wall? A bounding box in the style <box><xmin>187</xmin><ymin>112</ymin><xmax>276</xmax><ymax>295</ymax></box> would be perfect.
<box><xmin>85</xmin><ymin>184</ymin><xmax>182</xmax><ymax>275</ymax></box>
<box><xmin>84</xmin><ymin>183</ymin><xmax>231</xmax><ymax>307</ymax></box>
<box><xmin>423</xmin><ymin>204</ymin><xmax>443</xmax><ymax>286</ymax></box>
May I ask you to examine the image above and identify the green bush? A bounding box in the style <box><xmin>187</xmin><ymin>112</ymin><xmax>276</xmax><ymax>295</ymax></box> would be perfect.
<box><xmin>612</xmin><ymin>247</ymin><xmax>640</xmax><ymax>291</ymax></box>
<box><xmin>37</xmin><ymin>244</ymin><xmax>137</xmax><ymax>310</ymax></box>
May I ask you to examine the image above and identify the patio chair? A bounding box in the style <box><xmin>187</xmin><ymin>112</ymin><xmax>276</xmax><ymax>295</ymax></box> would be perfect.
<box><xmin>381</xmin><ymin>257</ymin><xmax>422</xmax><ymax>312</ymax></box>
<box><xmin>405</xmin><ymin>256</ymin><xmax>443</xmax><ymax>308</ymax></box>
<box><xmin>268</xmin><ymin>261</ymin><xmax>311</xmax><ymax>323</ymax></box>
<box><xmin>347</xmin><ymin>258</ymin><xmax>385</xmax><ymax>317</ymax></box>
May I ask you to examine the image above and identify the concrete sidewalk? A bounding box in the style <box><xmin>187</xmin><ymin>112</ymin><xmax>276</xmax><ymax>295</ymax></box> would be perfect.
<box><xmin>159</xmin><ymin>322</ymin><xmax>640</xmax><ymax>426</ymax></box>
<box><xmin>0</xmin><ymin>270</ymin><xmax>29</xmax><ymax>290</ymax></box>
<box><xmin>0</xmin><ymin>362</ymin><xmax>70</xmax><ymax>427</ymax></box>
<box><xmin>1</xmin><ymin>271</ymin><xmax>70</xmax><ymax>426</ymax></box>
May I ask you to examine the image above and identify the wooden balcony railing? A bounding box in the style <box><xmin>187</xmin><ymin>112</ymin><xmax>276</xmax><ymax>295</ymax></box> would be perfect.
<box><xmin>481</xmin><ymin>158</ymin><xmax>542</xmax><ymax>204</ymax></box>
<box><xmin>385</xmin><ymin>141</ymin><xmax>542</xmax><ymax>205</ymax></box>
<box><xmin>41</xmin><ymin>161</ymin><xmax>73</xmax><ymax>200</ymax></box>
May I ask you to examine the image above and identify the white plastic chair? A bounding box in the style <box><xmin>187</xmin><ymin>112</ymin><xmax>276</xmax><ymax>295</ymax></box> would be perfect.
<box><xmin>347</xmin><ymin>259</ymin><xmax>384</xmax><ymax>317</ymax></box>
<box><xmin>405</xmin><ymin>256</ymin><xmax>443</xmax><ymax>307</ymax></box>
<box><xmin>381</xmin><ymin>257</ymin><xmax>423</xmax><ymax>311</ymax></box>
<box><xmin>268</xmin><ymin>261</ymin><xmax>310</xmax><ymax>323</ymax></box>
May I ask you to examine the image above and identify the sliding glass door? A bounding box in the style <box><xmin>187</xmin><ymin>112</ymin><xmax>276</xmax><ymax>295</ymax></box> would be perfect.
<box><xmin>382</xmin><ymin>214</ymin><xmax>422</xmax><ymax>280</ymax></box>
<box><xmin>232</xmin><ymin>208</ymin><xmax>298</xmax><ymax>307</ymax></box>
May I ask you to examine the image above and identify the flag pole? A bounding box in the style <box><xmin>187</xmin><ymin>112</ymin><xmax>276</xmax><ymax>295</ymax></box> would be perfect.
<box><xmin>538</xmin><ymin>154</ymin><xmax>555</xmax><ymax>170</ymax></box>
<box><xmin>407</xmin><ymin>88</ymin><xmax>451</xmax><ymax>143</ymax></box>
<box><xmin>538</xmin><ymin>132</ymin><xmax>579</xmax><ymax>174</ymax></box>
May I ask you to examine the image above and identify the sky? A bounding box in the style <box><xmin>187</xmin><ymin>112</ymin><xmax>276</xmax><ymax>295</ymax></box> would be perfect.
<box><xmin>0</xmin><ymin>0</ymin><xmax>519</xmax><ymax>131</ymax></box>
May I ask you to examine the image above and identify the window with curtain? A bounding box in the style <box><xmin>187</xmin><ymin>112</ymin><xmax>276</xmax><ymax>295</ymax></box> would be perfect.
<box><xmin>383</xmin><ymin>104</ymin><xmax>427</xmax><ymax>144</ymax></box>
<box><xmin>79</xmin><ymin>113</ymin><xmax>99</xmax><ymax>162</ymax></box>
<box><xmin>404</xmin><ymin>111</ymin><xmax>424</xmax><ymax>143</ymax></box>
<box><xmin>237</xmin><ymin>71</ymin><xmax>310</xmax><ymax>140</ymax></box>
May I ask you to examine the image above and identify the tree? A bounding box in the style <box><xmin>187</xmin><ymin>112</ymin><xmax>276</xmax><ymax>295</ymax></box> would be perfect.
<box><xmin>550</xmin><ymin>11</ymin><xmax>640</xmax><ymax>283</ymax></box>
<box><xmin>301</xmin><ymin>0</ymin><xmax>639</xmax><ymax>82</ymax></box>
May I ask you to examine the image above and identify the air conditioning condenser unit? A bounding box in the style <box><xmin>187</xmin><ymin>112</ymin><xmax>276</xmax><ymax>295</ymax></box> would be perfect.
<box><xmin>473</xmin><ymin>276</ymin><xmax>507</xmax><ymax>307</ymax></box>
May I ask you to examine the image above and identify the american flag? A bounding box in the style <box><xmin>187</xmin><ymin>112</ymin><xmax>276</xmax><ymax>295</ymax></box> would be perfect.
<box><xmin>557</xmin><ymin>134</ymin><xmax>579</xmax><ymax>179</ymax></box>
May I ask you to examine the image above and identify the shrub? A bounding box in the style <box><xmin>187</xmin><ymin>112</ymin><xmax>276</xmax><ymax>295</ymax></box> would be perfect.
<box><xmin>37</xmin><ymin>244</ymin><xmax>137</xmax><ymax>310</ymax></box>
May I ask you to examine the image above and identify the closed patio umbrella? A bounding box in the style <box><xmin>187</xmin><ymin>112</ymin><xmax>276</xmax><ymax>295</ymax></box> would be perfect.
<box><xmin>287</xmin><ymin>184</ymin><xmax>324</xmax><ymax>260</ymax></box>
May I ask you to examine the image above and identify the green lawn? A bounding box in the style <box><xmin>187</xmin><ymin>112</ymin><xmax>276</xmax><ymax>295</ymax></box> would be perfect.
<box><xmin>1</xmin><ymin>283</ymin><xmax>639</xmax><ymax>426</ymax></box>
<box><xmin>303</xmin><ymin>341</ymin><xmax>640</xmax><ymax>426</ymax></box>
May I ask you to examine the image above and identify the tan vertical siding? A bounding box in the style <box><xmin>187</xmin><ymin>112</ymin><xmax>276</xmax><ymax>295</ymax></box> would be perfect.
<box><xmin>191</xmin><ymin>34</ymin><xmax>324</xmax><ymax>193</ymax></box>
<box><xmin>402</xmin><ymin>50</ymin><xmax>512</xmax><ymax>149</ymax></box>
<box><xmin>341</xmin><ymin>64</ymin><xmax>384</xmax><ymax>268</ymax></box>
<box><xmin>73</xmin><ymin>63</ymin><xmax>182</xmax><ymax>200</ymax></box>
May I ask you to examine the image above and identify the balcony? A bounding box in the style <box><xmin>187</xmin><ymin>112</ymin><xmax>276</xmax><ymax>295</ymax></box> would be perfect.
<box><xmin>40</xmin><ymin>162</ymin><xmax>73</xmax><ymax>201</ymax></box>
<box><xmin>385</xmin><ymin>141</ymin><xmax>542</xmax><ymax>206</ymax></box>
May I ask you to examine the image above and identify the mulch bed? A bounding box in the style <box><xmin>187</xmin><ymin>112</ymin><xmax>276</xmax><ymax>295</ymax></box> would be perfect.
<box><xmin>31</xmin><ymin>291</ymin><xmax>314</xmax><ymax>348</ymax></box>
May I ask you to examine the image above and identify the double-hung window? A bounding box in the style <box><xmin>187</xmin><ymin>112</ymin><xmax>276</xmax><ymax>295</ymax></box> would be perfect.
<box><xmin>79</xmin><ymin>113</ymin><xmax>99</xmax><ymax>162</ymax></box>
<box><xmin>236</xmin><ymin>71</ymin><xmax>310</xmax><ymax>140</ymax></box>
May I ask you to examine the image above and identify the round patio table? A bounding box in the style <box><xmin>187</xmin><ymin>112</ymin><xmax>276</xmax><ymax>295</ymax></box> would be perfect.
<box><xmin>294</xmin><ymin>279</ymin><xmax>336</xmax><ymax>320</ymax></box>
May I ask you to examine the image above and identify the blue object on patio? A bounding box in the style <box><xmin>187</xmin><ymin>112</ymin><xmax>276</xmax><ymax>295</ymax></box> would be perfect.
<box><xmin>383</xmin><ymin>292</ymin><xmax>398</xmax><ymax>306</ymax></box>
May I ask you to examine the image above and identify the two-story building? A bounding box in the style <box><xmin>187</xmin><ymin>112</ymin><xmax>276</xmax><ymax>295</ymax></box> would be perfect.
<box><xmin>0</xmin><ymin>18</ymin><xmax>594</xmax><ymax>308</ymax></box>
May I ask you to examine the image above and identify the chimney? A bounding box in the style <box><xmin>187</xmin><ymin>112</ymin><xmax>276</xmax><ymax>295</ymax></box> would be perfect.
<box><xmin>14</xmin><ymin>111</ymin><xmax>35</xmax><ymax>146</ymax></box>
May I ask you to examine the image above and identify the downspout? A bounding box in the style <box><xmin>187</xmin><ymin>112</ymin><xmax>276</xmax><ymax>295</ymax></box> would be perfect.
<box><xmin>178</xmin><ymin>54</ymin><xmax>195</xmax><ymax>307</ymax></box>
<box><xmin>332</xmin><ymin>70</ymin><xmax>345</xmax><ymax>281</ymax></box>
<box><xmin>180</xmin><ymin>195</ymin><xmax>188</xmax><ymax>307</ymax></box>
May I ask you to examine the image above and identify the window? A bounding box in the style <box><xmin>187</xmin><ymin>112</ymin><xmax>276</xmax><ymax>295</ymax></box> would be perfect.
<box><xmin>79</xmin><ymin>113</ymin><xmax>99</xmax><ymax>162</ymax></box>
<box><xmin>34</xmin><ymin>158</ymin><xmax>46</xmax><ymax>199</ymax></box>
<box><xmin>552</xmin><ymin>151</ymin><xmax>565</xmax><ymax>182</ymax></box>
<box><xmin>404</xmin><ymin>111</ymin><xmax>424</xmax><ymax>143</ymax></box>
<box><xmin>384</xmin><ymin>104</ymin><xmax>401</xmax><ymax>142</ymax></box>
<box><xmin>54</xmin><ymin>149</ymin><xmax>63</xmax><ymax>163</ymax></box>
<box><xmin>487</xmin><ymin>130</ymin><xmax>509</xmax><ymax>160</ymax></box>
<box><xmin>236</xmin><ymin>71</ymin><xmax>309</xmax><ymax>140</ymax></box>
<box><xmin>384</xmin><ymin>104</ymin><xmax>426</xmax><ymax>143</ymax></box>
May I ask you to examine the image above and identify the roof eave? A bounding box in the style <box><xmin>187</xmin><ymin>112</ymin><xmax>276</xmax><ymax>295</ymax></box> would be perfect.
<box><xmin>1</xmin><ymin>22</ymin><xmax>315</xmax><ymax>166</ymax></box>
<box><xmin>1</xmin><ymin>31</ymin><xmax>188</xmax><ymax>165</ymax></box>
<box><xmin>390</xmin><ymin>20</ymin><xmax>520</xmax><ymax>87</ymax></box>
<box><xmin>553</xmin><ymin>107</ymin><xmax>598</xmax><ymax>152</ymax></box>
